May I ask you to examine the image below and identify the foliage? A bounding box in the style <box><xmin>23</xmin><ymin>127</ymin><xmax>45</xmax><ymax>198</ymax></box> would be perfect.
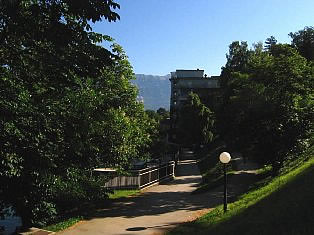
<box><xmin>145</xmin><ymin>109</ymin><xmax>160</xmax><ymax>120</ymax></box>
<box><xmin>44</xmin><ymin>216</ymin><xmax>83</xmax><ymax>232</ymax></box>
<box><xmin>145</xmin><ymin>108</ymin><xmax>170</xmax><ymax>158</ymax></box>
<box><xmin>157</xmin><ymin>107</ymin><xmax>170</xmax><ymax>119</ymax></box>
<box><xmin>264</xmin><ymin>35</ymin><xmax>277</xmax><ymax>51</ymax></box>
<box><xmin>218</xmin><ymin>31</ymin><xmax>313</xmax><ymax>172</ymax></box>
<box><xmin>145</xmin><ymin>108</ymin><xmax>169</xmax><ymax>122</ymax></box>
<box><xmin>177</xmin><ymin>93</ymin><xmax>215</xmax><ymax>146</ymax></box>
<box><xmin>0</xmin><ymin>0</ymin><xmax>152</xmax><ymax>227</ymax></box>
<box><xmin>220</xmin><ymin>41</ymin><xmax>250</xmax><ymax>89</ymax></box>
<box><xmin>289</xmin><ymin>26</ymin><xmax>314</xmax><ymax>61</ymax></box>
<box><xmin>193</xmin><ymin>139</ymin><xmax>237</xmax><ymax>195</ymax></box>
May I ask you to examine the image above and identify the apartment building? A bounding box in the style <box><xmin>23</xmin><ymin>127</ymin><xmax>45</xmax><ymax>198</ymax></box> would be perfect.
<box><xmin>169</xmin><ymin>69</ymin><xmax>220</xmax><ymax>141</ymax></box>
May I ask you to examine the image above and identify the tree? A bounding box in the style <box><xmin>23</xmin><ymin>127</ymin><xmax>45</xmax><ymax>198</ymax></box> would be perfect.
<box><xmin>0</xmin><ymin>0</ymin><xmax>152</xmax><ymax>227</ymax></box>
<box><xmin>219</xmin><ymin>41</ymin><xmax>251</xmax><ymax>109</ymax></box>
<box><xmin>289</xmin><ymin>26</ymin><xmax>314</xmax><ymax>61</ymax></box>
<box><xmin>157</xmin><ymin>107</ymin><xmax>170</xmax><ymax>119</ymax></box>
<box><xmin>0</xmin><ymin>0</ymin><xmax>120</xmax><ymax>87</ymax></box>
<box><xmin>145</xmin><ymin>109</ymin><xmax>161</xmax><ymax>121</ymax></box>
<box><xmin>144</xmin><ymin>108</ymin><xmax>171</xmax><ymax>159</ymax></box>
<box><xmin>264</xmin><ymin>36</ymin><xmax>277</xmax><ymax>51</ymax></box>
<box><xmin>220</xmin><ymin>41</ymin><xmax>250</xmax><ymax>85</ymax></box>
<box><xmin>217</xmin><ymin>41</ymin><xmax>313</xmax><ymax>173</ymax></box>
<box><xmin>217</xmin><ymin>41</ymin><xmax>252</xmax><ymax>146</ymax></box>
<box><xmin>177</xmin><ymin>93</ymin><xmax>215</xmax><ymax>147</ymax></box>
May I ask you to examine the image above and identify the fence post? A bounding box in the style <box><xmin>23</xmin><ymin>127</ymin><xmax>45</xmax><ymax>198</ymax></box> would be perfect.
<box><xmin>138</xmin><ymin>171</ymin><xmax>141</xmax><ymax>189</ymax></box>
<box><xmin>158</xmin><ymin>165</ymin><xmax>160</xmax><ymax>181</ymax></box>
<box><xmin>149</xmin><ymin>169</ymin><xmax>151</xmax><ymax>184</ymax></box>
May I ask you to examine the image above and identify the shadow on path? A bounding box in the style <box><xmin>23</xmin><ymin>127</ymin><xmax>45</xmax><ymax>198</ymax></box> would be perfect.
<box><xmin>59</xmin><ymin>150</ymin><xmax>259</xmax><ymax>235</ymax></box>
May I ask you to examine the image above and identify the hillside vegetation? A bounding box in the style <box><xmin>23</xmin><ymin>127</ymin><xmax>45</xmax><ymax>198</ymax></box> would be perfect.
<box><xmin>169</xmin><ymin>150</ymin><xmax>314</xmax><ymax>235</ymax></box>
<box><xmin>133</xmin><ymin>74</ymin><xmax>170</xmax><ymax>110</ymax></box>
<box><xmin>170</xmin><ymin>27</ymin><xmax>314</xmax><ymax>234</ymax></box>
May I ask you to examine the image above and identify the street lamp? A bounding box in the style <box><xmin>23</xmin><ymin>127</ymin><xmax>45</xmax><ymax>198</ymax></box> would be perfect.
<box><xmin>219</xmin><ymin>152</ymin><xmax>231</xmax><ymax>213</ymax></box>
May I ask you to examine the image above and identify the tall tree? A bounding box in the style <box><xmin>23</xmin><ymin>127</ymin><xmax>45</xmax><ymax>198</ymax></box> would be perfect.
<box><xmin>218</xmin><ymin>41</ymin><xmax>313</xmax><ymax>173</ymax></box>
<box><xmin>264</xmin><ymin>36</ymin><xmax>277</xmax><ymax>51</ymax></box>
<box><xmin>220</xmin><ymin>41</ymin><xmax>251</xmax><ymax>103</ymax></box>
<box><xmin>177</xmin><ymin>93</ymin><xmax>215</xmax><ymax>147</ymax></box>
<box><xmin>0</xmin><ymin>0</ymin><xmax>152</xmax><ymax>227</ymax></box>
<box><xmin>157</xmin><ymin>107</ymin><xmax>170</xmax><ymax>119</ymax></box>
<box><xmin>217</xmin><ymin>41</ymin><xmax>251</xmax><ymax>144</ymax></box>
<box><xmin>289</xmin><ymin>26</ymin><xmax>314</xmax><ymax>61</ymax></box>
<box><xmin>0</xmin><ymin>0</ymin><xmax>120</xmax><ymax>86</ymax></box>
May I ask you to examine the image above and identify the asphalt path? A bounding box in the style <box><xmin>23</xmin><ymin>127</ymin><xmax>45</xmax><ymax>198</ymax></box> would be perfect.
<box><xmin>58</xmin><ymin>150</ymin><xmax>258</xmax><ymax>235</ymax></box>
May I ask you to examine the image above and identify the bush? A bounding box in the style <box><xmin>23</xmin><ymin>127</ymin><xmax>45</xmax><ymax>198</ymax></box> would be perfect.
<box><xmin>51</xmin><ymin>168</ymin><xmax>109</xmax><ymax>214</ymax></box>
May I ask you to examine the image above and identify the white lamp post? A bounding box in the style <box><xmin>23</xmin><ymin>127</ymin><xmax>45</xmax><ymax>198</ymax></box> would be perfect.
<box><xmin>219</xmin><ymin>152</ymin><xmax>231</xmax><ymax>212</ymax></box>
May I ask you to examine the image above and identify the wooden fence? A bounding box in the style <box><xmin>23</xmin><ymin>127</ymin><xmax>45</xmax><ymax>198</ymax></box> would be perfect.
<box><xmin>104</xmin><ymin>161</ymin><xmax>175</xmax><ymax>190</ymax></box>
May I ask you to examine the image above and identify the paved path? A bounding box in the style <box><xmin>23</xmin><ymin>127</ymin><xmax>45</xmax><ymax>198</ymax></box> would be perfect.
<box><xmin>59</xmin><ymin>150</ymin><xmax>258</xmax><ymax>235</ymax></box>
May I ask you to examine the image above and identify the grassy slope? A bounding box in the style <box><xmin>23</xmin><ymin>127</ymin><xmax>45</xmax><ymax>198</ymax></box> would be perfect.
<box><xmin>108</xmin><ymin>189</ymin><xmax>140</xmax><ymax>199</ymax></box>
<box><xmin>169</xmin><ymin>156</ymin><xmax>314</xmax><ymax>235</ymax></box>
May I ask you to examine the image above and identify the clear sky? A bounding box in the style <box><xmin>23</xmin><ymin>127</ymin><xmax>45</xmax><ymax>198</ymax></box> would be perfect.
<box><xmin>93</xmin><ymin>0</ymin><xmax>314</xmax><ymax>76</ymax></box>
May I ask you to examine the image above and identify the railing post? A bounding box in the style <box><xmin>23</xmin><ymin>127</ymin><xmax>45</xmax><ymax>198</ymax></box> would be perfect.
<box><xmin>158</xmin><ymin>165</ymin><xmax>160</xmax><ymax>181</ymax></box>
<box><xmin>149</xmin><ymin>169</ymin><xmax>151</xmax><ymax>184</ymax></box>
<box><xmin>138</xmin><ymin>171</ymin><xmax>141</xmax><ymax>189</ymax></box>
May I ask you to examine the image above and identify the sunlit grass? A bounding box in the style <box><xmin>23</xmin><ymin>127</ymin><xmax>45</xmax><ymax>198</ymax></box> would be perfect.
<box><xmin>44</xmin><ymin>216</ymin><xmax>83</xmax><ymax>232</ymax></box>
<box><xmin>169</xmin><ymin>157</ymin><xmax>314</xmax><ymax>235</ymax></box>
<box><xmin>108</xmin><ymin>189</ymin><xmax>140</xmax><ymax>199</ymax></box>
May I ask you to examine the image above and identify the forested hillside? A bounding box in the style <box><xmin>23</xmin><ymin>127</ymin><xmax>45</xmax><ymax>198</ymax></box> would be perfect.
<box><xmin>133</xmin><ymin>74</ymin><xmax>170</xmax><ymax>110</ymax></box>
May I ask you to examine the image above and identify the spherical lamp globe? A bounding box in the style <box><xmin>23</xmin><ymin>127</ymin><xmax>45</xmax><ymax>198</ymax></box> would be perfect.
<box><xmin>219</xmin><ymin>152</ymin><xmax>231</xmax><ymax>164</ymax></box>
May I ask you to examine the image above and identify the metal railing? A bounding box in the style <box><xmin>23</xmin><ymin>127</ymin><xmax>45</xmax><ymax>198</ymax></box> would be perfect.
<box><xmin>104</xmin><ymin>161</ymin><xmax>175</xmax><ymax>190</ymax></box>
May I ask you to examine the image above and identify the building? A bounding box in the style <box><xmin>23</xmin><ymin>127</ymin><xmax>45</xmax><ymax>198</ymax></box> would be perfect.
<box><xmin>169</xmin><ymin>69</ymin><xmax>220</xmax><ymax>142</ymax></box>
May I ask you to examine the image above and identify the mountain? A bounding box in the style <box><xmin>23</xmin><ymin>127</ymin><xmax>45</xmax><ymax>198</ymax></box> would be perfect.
<box><xmin>132</xmin><ymin>74</ymin><xmax>171</xmax><ymax>110</ymax></box>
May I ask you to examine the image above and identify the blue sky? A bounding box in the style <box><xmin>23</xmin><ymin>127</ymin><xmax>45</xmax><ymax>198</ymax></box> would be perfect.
<box><xmin>93</xmin><ymin>0</ymin><xmax>314</xmax><ymax>76</ymax></box>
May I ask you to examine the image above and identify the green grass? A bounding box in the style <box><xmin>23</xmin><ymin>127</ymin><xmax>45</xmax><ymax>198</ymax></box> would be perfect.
<box><xmin>194</xmin><ymin>141</ymin><xmax>238</xmax><ymax>195</ymax></box>
<box><xmin>108</xmin><ymin>189</ymin><xmax>140</xmax><ymax>199</ymax></box>
<box><xmin>256</xmin><ymin>164</ymin><xmax>272</xmax><ymax>175</ymax></box>
<box><xmin>43</xmin><ymin>189</ymin><xmax>140</xmax><ymax>232</ymax></box>
<box><xmin>196</xmin><ymin>139</ymin><xmax>226</xmax><ymax>175</ymax></box>
<box><xmin>169</xmin><ymin>156</ymin><xmax>314</xmax><ymax>235</ymax></box>
<box><xmin>44</xmin><ymin>216</ymin><xmax>83</xmax><ymax>232</ymax></box>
